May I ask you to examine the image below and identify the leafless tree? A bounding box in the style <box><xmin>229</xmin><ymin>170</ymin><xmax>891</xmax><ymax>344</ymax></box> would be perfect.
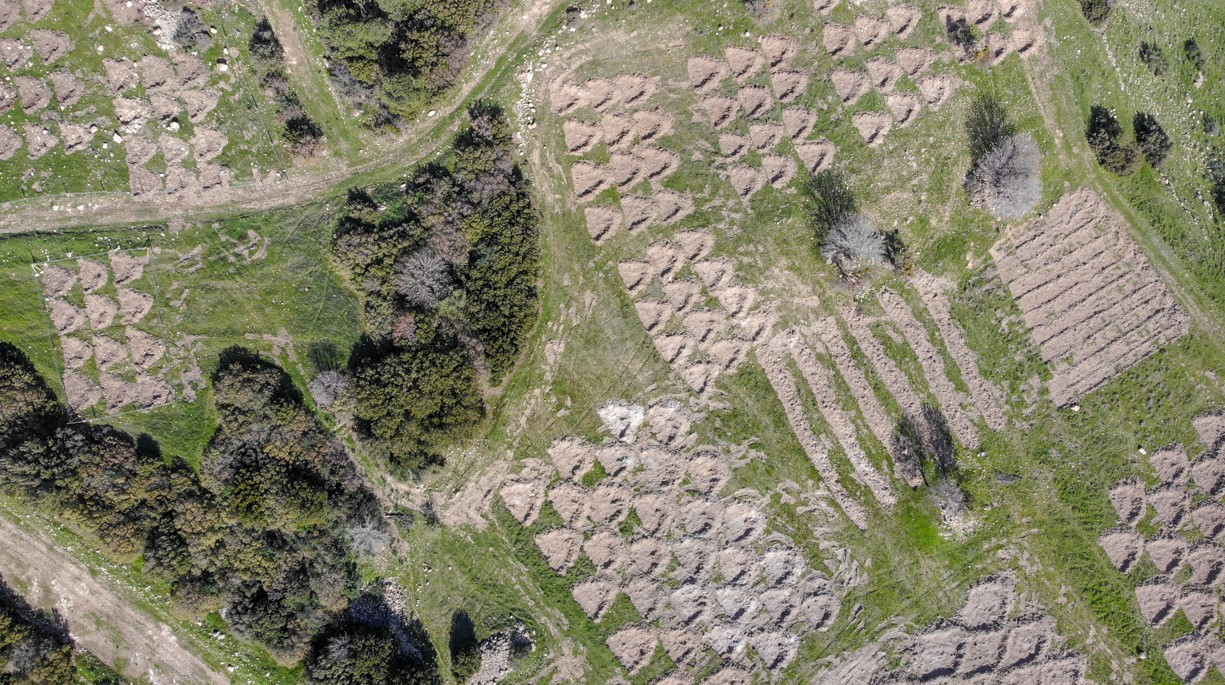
<box><xmin>394</xmin><ymin>248</ymin><xmax>453</xmax><ymax>308</ymax></box>
<box><xmin>346</xmin><ymin>521</ymin><xmax>391</xmax><ymax>557</ymax></box>
<box><xmin>821</xmin><ymin>214</ymin><xmax>886</xmax><ymax>274</ymax></box>
<box><xmin>309</xmin><ymin>370</ymin><xmax>349</xmax><ymax>408</ymax></box>
<box><xmin>966</xmin><ymin>133</ymin><xmax>1042</xmax><ymax>220</ymax></box>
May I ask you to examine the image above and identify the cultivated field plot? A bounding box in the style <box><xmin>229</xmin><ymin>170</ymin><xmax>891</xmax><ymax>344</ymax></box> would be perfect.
<box><xmin>0</xmin><ymin>0</ymin><xmax>288</xmax><ymax>203</ymax></box>
<box><xmin>991</xmin><ymin>188</ymin><xmax>1191</xmax><ymax>406</ymax></box>
<box><xmin>497</xmin><ymin>399</ymin><xmax>863</xmax><ymax>681</ymax></box>
<box><xmin>1099</xmin><ymin>413</ymin><xmax>1225</xmax><ymax>684</ymax></box>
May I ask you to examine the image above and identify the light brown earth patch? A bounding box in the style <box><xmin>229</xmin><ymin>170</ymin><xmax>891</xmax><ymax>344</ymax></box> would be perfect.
<box><xmin>725</xmin><ymin>46</ymin><xmax>764</xmax><ymax>82</ymax></box>
<box><xmin>0</xmin><ymin>125</ymin><xmax>25</xmax><ymax>160</ymax></box>
<box><xmin>832</xmin><ymin>69</ymin><xmax>870</xmax><ymax>105</ymax></box>
<box><xmin>29</xmin><ymin>30</ymin><xmax>70</xmax><ymax>64</ymax></box>
<box><xmin>769</xmin><ymin>70</ymin><xmax>808</xmax><ymax>103</ymax></box>
<box><xmin>823</xmin><ymin>23</ymin><xmax>856</xmax><ymax>58</ymax></box>
<box><xmin>896</xmin><ymin>47</ymin><xmax>937</xmax><ymax>76</ymax></box>
<box><xmin>851</xmin><ymin>112</ymin><xmax>891</xmax><ymax>146</ymax></box>
<box><xmin>688</xmin><ymin>56</ymin><xmax>728</xmax><ymax>93</ymax></box>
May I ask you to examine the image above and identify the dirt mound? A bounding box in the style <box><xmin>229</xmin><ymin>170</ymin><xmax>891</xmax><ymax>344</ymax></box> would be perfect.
<box><xmin>548</xmin><ymin>436</ymin><xmax>595</xmax><ymax>481</ymax></box>
<box><xmin>1164</xmin><ymin>636</ymin><xmax>1210</xmax><ymax>684</ymax></box>
<box><xmin>823</xmin><ymin>23</ymin><xmax>856</xmax><ymax>57</ymax></box>
<box><xmin>584</xmin><ymin>78</ymin><xmax>619</xmax><ymax>112</ymax></box>
<box><xmin>138</xmin><ymin>56</ymin><xmax>174</xmax><ymax>91</ymax></box>
<box><xmin>1099</xmin><ymin>529</ymin><xmax>1144</xmax><ymax>573</ymax></box>
<box><xmin>572</xmin><ymin>577</ymin><xmax>619</xmax><ymax>620</ymax></box>
<box><xmin>550</xmin><ymin>80</ymin><xmax>586</xmax><ymax>115</ymax></box>
<box><xmin>60</xmin><ymin>337</ymin><xmax>91</xmax><ymax>369</ymax></box>
<box><xmin>59</xmin><ymin>123</ymin><xmax>92</xmax><ymax>153</ymax></box>
<box><xmin>781</xmin><ymin>108</ymin><xmax>816</xmax><ymax>140</ymax></box>
<box><xmin>570</xmin><ymin>161</ymin><xmax>608</xmax><ymax>200</ymax></box>
<box><xmin>1193</xmin><ymin>413</ymin><xmax>1225</xmax><ymax>447</ymax></box>
<box><xmin>866</xmin><ymin>58</ymin><xmax>903</xmax><ymax>91</ymax></box>
<box><xmin>110</xmin><ymin>250</ymin><xmax>146</xmax><ymax>285</ymax></box>
<box><xmin>631</xmin><ymin>108</ymin><xmax>673</xmax><ymax>143</ymax></box>
<box><xmin>30</xmin><ymin>30</ymin><xmax>70</xmax><ymax>64</ymax></box>
<box><xmin>63</xmin><ymin>370</ymin><xmax>102</xmax><ymax>411</ymax></box>
<box><xmin>172</xmin><ymin>53</ymin><xmax>208</xmax><ymax>88</ymax></box>
<box><xmin>584</xmin><ymin>205</ymin><xmax>621</xmax><ymax>243</ymax></box>
<box><xmin>738</xmin><ymin>86</ymin><xmax>773</xmax><ymax>119</ymax></box>
<box><xmin>688</xmin><ymin>56</ymin><xmax>728</xmax><ymax>93</ymax></box>
<box><xmin>1145</xmin><ymin>535</ymin><xmax>1187</xmax><ymax>574</ymax></box>
<box><xmin>84</xmin><ymin>294</ymin><xmax>118</xmax><ymax>329</ymax></box>
<box><xmin>1136</xmin><ymin>580</ymin><xmax>1178</xmax><ymax>625</ymax></box>
<box><xmin>885</xmin><ymin>93</ymin><xmax>920</xmax><ymax>127</ymax></box>
<box><xmin>919</xmin><ymin>75</ymin><xmax>958</xmax><ymax>108</ymax></box>
<box><xmin>92</xmin><ymin>335</ymin><xmax>128</xmax><ymax>369</ymax></box>
<box><xmin>78</xmin><ymin>258</ymin><xmax>109</xmax><ymax>292</ymax></box>
<box><xmin>589</xmin><ymin>481</ymin><xmax>630</xmax><ymax>526</ymax></box>
<box><xmin>725</xmin><ymin>46</ymin><xmax>764</xmax><ymax>82</ymax></box>
<box><xmin>1178</xmin><ymin>590</ymin><xmax>1217</xmax><ymax>630</ymax></box>
<box><xmin>103</xmin><ymin>59</ymin><xmax>138</xmax><ymax>94</ymax></box>
<box><xmin>1108</xmin><ymin>479</ymin><xmax>1145</xmax><ymax>525</ymax></box>
<box><xmin>134</xmin><ymin>374</ymin><xmax>173</xmax><ymax>408</ymax></box>
<box><xmin>619</xmin><ymin>261</ymin><xmax>651</xmax><ymax>295</ymax></box>
<box><xmin>605</xmin><ymin>153</ymin><xmax>642</xmax><ymax>189</ymax></box>
<box><xmin>128</xmin><ymin>165</ymin><xmax>162</xmax><ymax>197</ymax></box>
<box><xmin>562</xmin><ymin>120</ymin><xmax>601</xmax><ymax>154</ymax></box>
<box><xmin>116</xmin><ymin>287</ymin><xmax>152</xmax><ymax>324</ymax></box>
<box><xmin>0</xmin><ymin>39</ymin><xmax>32</xmax><ymax>70</ymax></box>
<box><xmin>601</xmin><ymin>114</ymin><xmax>635</xmax><ymax>151</ymax></box>
<box><xmin>158</xmin><ymin>136</ymin><xmax>190</xmax><ymax>165</ymax></box>
<box><xmin>760</xmin><ymin>34</ymin><xmax>798</xmax><ymax>70</ymax></box>
<box><xmin>908</xmin><ymin>627</ymin><xmax>965</xmax><ymax>679</ymax></box>
<box><xmin>15</xmin><ymin>77</ymin><xmax>51</xmax><ymax>113</ymax></box>
<box><xmin>100</xmin><ymin>373</ymin><xmax>134</xmax><ymax>409</ymax></box>
<box><xmin>192</xmin><ymin>127</ymin><xmax>228</xmax><ymax>163</ymax></box>
<box><xmin>749</xmin><ymin>123</ymin><xmax>782</xmax><ymax>152</ymax></box>
<box><xmin>990</xmin><ymin>188</ymin><xmax>1191</xmax><ymax>405</ymax></box>
<box><xmin>547</xmin><ymin>483</ymin><xmax>589</xmax><ymax>528</ymax></box>
<box><xmin>831</xmin><ymin>69</ymin><xmax>869</xmax><ymax>105</ymax></box>
<box><xmin>0</xmin><ymin>83</ymin><xmax>13</xmax><ymax>114</ymax></box>
<box><xmin>852</xmin><ymin>112</ymin><xmax>891</xmax><ymax>146</ymax></box>
<box><xmin>607</xmin><ymin>628</ymin><xmax>658</xmax><ymax>674</ymax></box>
<box><xmin>126</xmin><ymin>327</ymin><xmax>165</xmax><ymax>369</ymax></box>
<box><xmin>183</xmin><ymin>89</ymin><xmax>220</xmax><ymax>122</ymax></box>
<box><xmin>634</xmin><ymin>146</ymin><xmax>680</xmax><ymax>182</ymax></box>
<box><xmin>813</xmin><ymin>0</ymin><xmax>841</xmax><ymax>14</ymax></box>
<box><xmin>616</xmin><ymin>74</ymin><xmax>657</xmax><ymax>108</ymax></box>
<box><xmin>0</xmin><ymin>125</ymin><xmax>20</xmax><ymax>161</ymax></box>
<box><xmin>1192</xmin><ymin>454</ymin><xmax>1225</xmax><ymax>494</ymax></box>
<box><xmin>1012</xmin><ymin>28</ymin><xmax>1041</xmax><ymax>56</ymax></box>
<box><xmin>534</xmin><ymin>528</ymin><xmax>582</xmax><ymax>572</ymax></box>
<box><xmin>1193</xmin><ymin>502</ymin><xmax>1225</xmax><ymax>541</ymax></box>
<box><xmin>1148</xmin><ymin>485</ymin><xmax>1188</xmax><ymax>528</ymax></box>
<box><xmin>728</xmin><ymin>165</ymin><xmax>764</xmax><ymax>199</ymax></box>
<box><xmin>499</xmin><ymin>478</ymin><xmax>546</xmax><ymax>525</ymax></box>
<box><xmin>149</xmin><ymin>93</ymin><xmax>179</xmax><ymax>123</ymax></box>
<box><xmin>719</xmin><ymin>133</ymin><xmax>748</xmax><ymax>160</ymax></box>
<box><xmin>40</xmin><ymin>265</ymin><xmax>76</xmax><ymax>297</ymax></box>
<box><xmin>1151</xmin><ymin>445</ymin><xmax>1190</xmax><ymax>483</ymax></box>
<box><xmin>897</xmin><ymin>47</ymin><xmax>937</xmax><ymax>76</ymax></box>
<box><xmin>1187</xmin><ymin>544</ymin><xmax>1223</xmax><ymax>585</ymax></box>
<box><xmin>700</xmin><ymin>96</ymin><xmax>740</xmax><ymax>129</ymax></box>
<box><xmin>22</xmin><ymin>0</ymin><xmax>53</xmax><ymax>21</ymax></box>
<box><xmin>886</xmin><ymin>5</ymin><xmax>921</xmax><ymax>37</ymax></box>
<box><xmin>761</xmin><ymin>154</ymin><xmax>796</xmax><ymax>188</ymax></box>
<box><xmin>854</xmin><ymin>16</ymin><xmax>890</xmax><ymax>50</ymax></box>
<box><xmin>114</xmin><ymin>97</ymin><xmax>151</xmax><ymax>130</ymax></box>
<box><xmin>124</xmin><ymin>137</ymin><xmax>159</xmax><ymax>165</ymax></box>
<box><xmin>769</xmin><ymin>70</ymin><xmax>808</xmax><ymax>103</ymax></box>
<box><xmin>0</xmin><ymin>3</ymin><xmax>18</xmax><ymax>31</ymax></box>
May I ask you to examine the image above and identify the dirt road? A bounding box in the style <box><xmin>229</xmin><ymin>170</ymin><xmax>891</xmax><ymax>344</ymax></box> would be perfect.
<box><xmin>0</xmin><ymin>511</ymin><xmax>229</xmax><ymax>685</ymax></box>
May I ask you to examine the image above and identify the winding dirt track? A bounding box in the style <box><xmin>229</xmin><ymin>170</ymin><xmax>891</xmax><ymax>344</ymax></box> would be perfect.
<box><xmin>0</xmin><ymin>0</ymin><xmax>563</xmax><ymax>235</ymax></box>
<box><xmin>0</xmin><ymin>512</ymin><xmax>228</xmax><ymax>685</ymax></box>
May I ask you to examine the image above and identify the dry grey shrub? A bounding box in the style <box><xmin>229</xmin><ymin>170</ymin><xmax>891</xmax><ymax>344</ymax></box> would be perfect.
<box><xmin>309</xmin><ymin>370</ymin><xmax>350</xmax><ymax>408</ymax></box>
<box><xmin>821</xmin><ymin>214</ymin><xmax>886</xmax><ymax>274</ymax></box>
<box><xmin>967</xmin><ymin>133</ymin><xmax>1041</xmax><ymax>220</ymax></box>
<box><xmin>394</xmin><ymin>247</ymin><xmax>453</xmax><ymax>308</ymax></box>
<box><xmin>346</xmin><ymin>521</ymin><xmax>391</xmax><ymax>557</ymax></box>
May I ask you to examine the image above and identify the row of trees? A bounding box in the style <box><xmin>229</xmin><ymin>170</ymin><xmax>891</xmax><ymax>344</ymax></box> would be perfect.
<box><xmin>0</xmin><ymin>343</ymin><xmax>436</xmax><ymax>667</ymax></box>
<box><xmin>250</xmin><ymin>18</ymin><xmax>326</xmax><ymax>154</ymax></box>
<box><xmin>308</xmin><ymin>0</ymin><xmax>501</xmax><ymax>124</ymax></box>
<box><xmin>329</xmin><ymin>102</ymin><xmax>540</xmax><ymax>471</ymax></box>
<box><xmin>1087</xmin><ymin>105</ymin><xmax>1172</xmax><ymax>175</ymax></box>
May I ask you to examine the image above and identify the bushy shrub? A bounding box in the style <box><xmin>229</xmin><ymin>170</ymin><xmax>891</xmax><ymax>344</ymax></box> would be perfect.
<box><xmin>1208</xmin><ymin>154</ymin><xmax>1225</xmax><ymax>216</ymax></box>
<box><xmin>967</xmin><ymin>133</ymin><xmax>1042</xmax><ymax>220</ymax></box>
<box><xmin>1139</xmin><ymin>41</ymin><xmax>1167</xmax><ymax>76</ymax></box>
<box><xmin>821</xmin><ymin>215</ymin><xmax>886</xmax><ymax>274</ymax></box>
<box><xmin>801</xmin><ymin>170</ymin><xmax>856</xmax><ymax>243</ymax></box>
<box><xmin>173</xmin><ymin>8</ymin><xmax>212</xmax><ymax>51</ymax></box>
<box><xmin>1079</xmin><ymin>0</ymin><xmax>1109</xmax><ymax>24</ymax></box>
<box><xmin>966</xmin><ymin>92</ymin><xmax>1016</xmax><ymax>164</ymax></box>
<box><xmin>1185</xmin><ymin>38</ymin><xmax>1205</xmax><ymax>71</ymax></box>
<box><xmin>1087</xmin><ymin>105</ymin><xmax>1139</xmax><ymax>175</ymax></box>
<box><xmin>945</xmin><ymin>16</ymin><xmax>976</xmax><ymax>52</ymax></box>
<box><xmin>1133</xmin><ymin>112</ymin><xmax>1172</xmax><ymax>166</ymax></box>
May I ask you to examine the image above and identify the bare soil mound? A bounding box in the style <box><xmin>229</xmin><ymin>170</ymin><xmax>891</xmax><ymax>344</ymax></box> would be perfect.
<box><xmin>63</xmin><ymin>370</ymin><xmax>102</xmax><ymax>411</ymax></box>
<box><xmin>110</xmin><ymin>251</ymin><xmax>147</xmax><ymax>285</ymax></box>
<box><xmin>0</xmin><ymin>125</ymin><xmax>20</xmax><ymax>161</ymax></box>
<box><xmin>1148</xmin><ymin>485</ymin><xmax>1189</xmax><ymax>528</ymax></box>
<box><xmin>183</xmin><ymin>89</ymin><xmax>220</xmax><ymax>122</ymax></box>
<box><xmin>781</xmin><ymin>107</ymin><xmax>816</xmax><ymax>140</ymax></box>
<box><xmin>128</xmin><ymin>165</ymin><xmax>162</xmax><ymax>197</ymax></box>
<box><xmin>761</xmin><ymin>154</ymin><xmax>796</xmax><ymax>188</ymax></box>
<box><xmin>737</xmin><ymin>86</ymin><xmax>773</xmax><ymax>119</ymax></box>
<box><xmin>700</xmin><ymin>96</ymin><xmax>740</xmax><ymax>129</ymax></box>
<box><xmin>823</xmin><ymin>23</ymin><xmax>856</xmax><ymax>57</ymax></box>
<box><xmin>719</xmin><ymin>133</ymin><xmax>748</xmax><ymax>160</ymax></box>
<box><xmin>84</xmin><ymin>294</ymin><xmax>118</xmax><ymax>329</ymax></box>
<box><xmin>173</xmin><ymin>54</ymin><xmax>209</xmax><ymax>89</ymax></box>
<box><xmin>886</xmin><ymin>5</ymin><xmax>921</xmax><ymax>37</ymax></box>
<box><xmin>728</xmin><ymin>165</ymin><xmax>764</xmax><ymax>199</ymax></box>
<box><xmin>116</xmin><ymin>287</ymin><xmax>153</xmax><ymax>324</ymax></box>
<box><xmin>688</xmin><ymin>56</ymin><xmax>728</xmax><ymax>93</ymax></box>
<box><xmin>1135</xmin><ymin>580</ymin><xmax>1178</xmax><ymax>625</ymax></box>
<box><xmin>725</xmin><ymin>46</ymin><xmax>764</xmax><ymax>82</ymax></box>
<box><xmin>854</xmin><ymin>16</ymin><xmax>889</xmax><ymax>50</ymax></box>
<box><xmin>584</xmin><ymin>205</ymin><xmax>621</xmax><ymax>243</ymax></box>
<box><xmin>40</xmin><ymin>265</ymin><xmax>76</xmax><ymax>297</ymax></box>
<box><xmin>958</xmin><ymin>578</ymin><xmax>1014</xmax><ymax>627</ymax></box>
<box><xmin>1108</xmin><ymin>479</ymin><xmax>1145</xmax><ymax>525</ymax></box>
<box><xmin>1099</xmin><ymin>529</ymin><xmax>1144</xmax><ymax>573</ymax></box>
<box><xmin>126</xmin><ymin>326</ymin><xmax>165</xmax><ymax>369</ymax></box>
<box><xmin>30</xmin><ymin>30</ymin><xmax>70</xmax><ymax>64</ymax></box>
<box><xmin>125</xmin><ymin>137</ymin><xmax>159</xmax><ymax>166</ymax></box>
<box><xmin>59</xmin><ymin>123</ymin><xmax>92</xmax><ymax>153</ymax></box>
<box><xmin>885</xmin><ymin>93</ymin><xmax>920</xmax><ymax>127</ymax></box>
<box><xmin>749</xmin><ymin>123</ymin><xmax>782</xmax><ymax>152</ymax></box>
<box><xmin>1145</xmin><ymin>536</ymin><xmax>1187</xmax><ymax>574</ymax></box>
<box><xmin>760</xmin><ymin>34</ymin><xmax>798</xmax><ymax>70</ymax></box>
<box><xmin>896</xmin><ymin>47</ymin><xmax>937</xmax><ymax>76</ymax></box>
<box><xmin>159</xmin><ymin>136</ymin><xmax>190</xmax><ymax>164</ymax></box>
<box><xmin>78</xmin><ymin>258</ymin><xmax>109</xmax><ymax>292</ymax></box>
<box><xmin>1193</xmin><ymin>454</ymin><xmax>1225</xmax><ymax>495</ymax></box>
<box><xmin>769</xmin><ymin>70</ymin><xmax>808</xmax><ymax>103</ymax></box>
<box><xmin>852</xmin><ymin>112</ymin><xmax>891</xmax><ymax>146</ymax></box>
<box><xmin>0</xmin><ymin>83</ymin><xmax>14</xmax><ymax>114</ymax></box>
<box><xmin>0</xmin><ymin>40</ymin><xmax>32</xmax><ymax>70</ymax></box>
<box><xmin>572</xmin><ymin>577</ymin><xmax>619</xmax><ymax>620</ymax></box>
<box><xmin>23</xmin><ymin>0</ymin><xmax>54</xmax><ymax>22</ymax></box>
<box><xmin>92</xmin><ymin>335</ymin><xmax>129</xmax><ymax>369</ymax></box>
<box><xmin>192</xmin><ymin>127</ymin><xmax>228</xmax><ymax>163</ymax></box>
<box><xmin>919</xmin><ymin>75</ymin><xmax>958</xmax><ymax>108</ymax></box>
<box><xmin>138</xmin><ymin>56</ymin><xmax>174</xmax><ymax>91</ymax></box>
<box><xmin>60</xmin><ymin>336</ymin><xmax>92</xmax><ymax>369</ymax></box>
<box><xmin>1193</xmin><ymin>413</ymin><xmax>1225</xmax><ymax>447</ymax></box>
<box><xmin>15</xmin><ymin>77</ymin><xmax>51</xmax><ymax>113</ymax></box>
<box><xmin>550</xmin><ymin>80</ymin><xmax>586</xmax><ymax>115</ymax></box>
<box><xmin>499</xmin><ymin>478</ymin><xmax>546</xmax><ymax>525</ymax></box>
<box><xmin>866</xmin><ymin>59</ymin><xmax>903</xmax><ymax>91</ymax></box>
<box><xmin>831</xmin><ymin>69</ymin><xmax>869</xmax><ymax>105</ymax></box>
<box><xmin>1151</xmin><ymin>445</ymin><xmax>1190</xmax><ymax>484</ymax></box>
<box><xmin>547</xmin><ymin>482</ymin><xmax>589</xmax><ymax>529</ymax></box>
<box><xmin>563</xmin><ymin>120</ymin><xmax>601</xmax><ymax>154</ymax></box>
<box><xmin>534</xmin><ymin>528</ymin><xmax>583</xmax><ymax>572</ymax></box>
<box><xmin>104</xmin><ymin>59</ymin><xmax>139</xmax><ymax>94</ymax></box>
<box><xmin>631</xmin><ymin>108</ymin><xmax>673</xmax><ymax>143</ymax></box>
<box><xmin>607</xmin><ymin>628</ymin><xmax>658</xmax><ymax>674</ymax></box>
